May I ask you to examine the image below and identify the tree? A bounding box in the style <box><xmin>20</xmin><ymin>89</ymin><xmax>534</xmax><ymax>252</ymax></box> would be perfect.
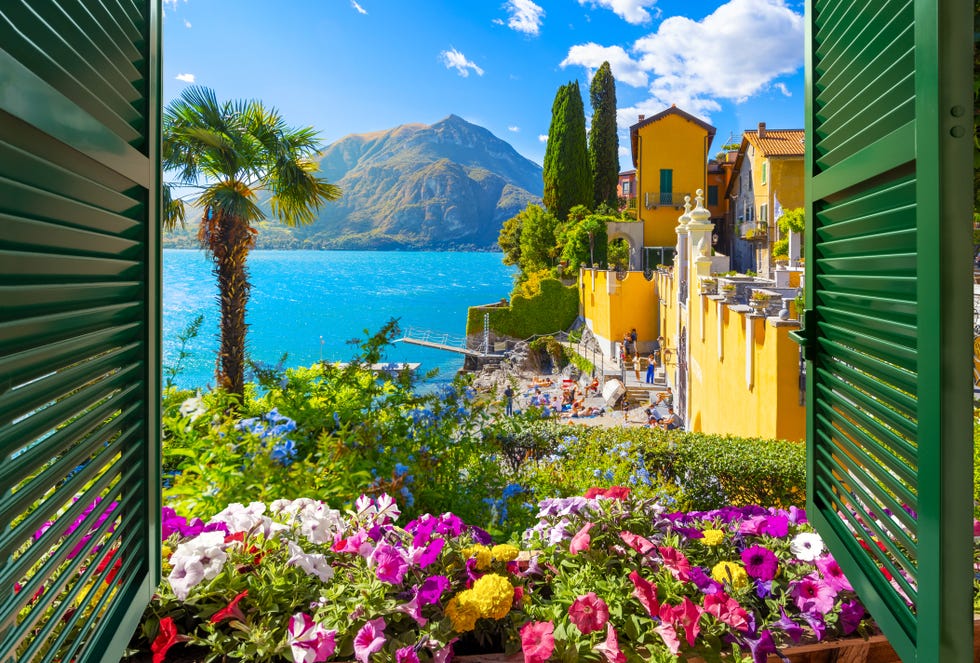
<box><xmin>777</xmin><ymin>207</ymin><xmax>805</xmax><ymax>234</ymax></box>
<box><xmin>517</xmin><ymin>204</ymin><xmax>559</xmax><ymax>274</ymax></box>
<box><xmin>559</xmin><ymin>213</ymin><xmax>610</xmax><ymax>269</ymax></box>
<box><xmin>542</xmin><ymin>81</ymin><xmax>591</xmax><ymax>222</ymax></box>
<box><xmin>588</xmin><ymin>62</ymin><xmax>620</xmax><ymax>209</ymax></box>
<box><xmin>163</xmin><ymin>87</ymin><xmax>341</xmax><ymax>396</ymax></box>
<box><xmin>498</xmin><ymin>211</ymin><xmax>523</xmax><ymax>268</ymax></box>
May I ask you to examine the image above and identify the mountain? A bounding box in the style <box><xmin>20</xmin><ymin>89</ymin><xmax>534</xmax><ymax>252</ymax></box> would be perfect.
<box><xmin>291</xmin><ymin>115</ymin><xmax>543</xmax><ymax>250</ymax></box>
<box><xmin>161</xmin><ymin>115</ymin><xmax>544</xmax><ymax>250</ymax></box>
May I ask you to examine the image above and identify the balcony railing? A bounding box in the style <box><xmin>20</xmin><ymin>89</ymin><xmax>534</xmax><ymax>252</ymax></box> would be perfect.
<box><xmin>643</xmin><ymin>192</ymin><xmax>689</xmax><ymax>209</ymax></box>
<box><xmin>740</xmin><ymin>222</ymin><xmax>768</xmax><ymax>240</ymax></box>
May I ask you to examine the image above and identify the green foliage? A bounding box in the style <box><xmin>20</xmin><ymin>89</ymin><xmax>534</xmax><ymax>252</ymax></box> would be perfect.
<box><xmin>588</xmin><ymin>62</ymin><xmax>620</xmax><ymax>209</ymax></box>
<box><xmin>542</xmin><ymin>81</ymin><xmax>591</xmax><ymax>221</ymax></box>
<box><xmin>528</xmin><ymin>336</ymin><xmax>570</xmax><ymax>373</ymax></box>
<box><xmin>160</xmin><ymin>323</ymin><xmax>516</xmax><ymax>530</ymax></box>
<box><xmin>558</xmin><ymin>213</ymin><xmax>609</xmax><ymax>268</ymax></box>
<box><xmin>777</xmin><ymin>207</ymin><xmax>805</xmax><ymax>234</ymax></box>
<box><xmin>607</xmin><ymin>237</ymin><xmax>630</xmax><ymax>270</ymax></box>
<box><xmin>513</xmin><ymin>422</ymin><xmax>806</xmax><ymax>511</ymax></box>
<box><xmin>517</xmin><ymin>204</ymin><xmax>559</xmax><ymax>273</ymax></box>
<box><xmin>974</xmin><ymin>414</ymin><xmax>980</xmax><ymax>520</ymax></box>
<box><xmin>771</xmin><ymin>238</ymin><xmax>789</xmax><ymax>258</ymax></box>
<box><xmin>467</xmin><ymin>278</ymin><xmax>579</xmax><ymax>339</ymax></box>
<box><xmin>498</xmin><ymin>209</ymin><xmax>523</xmax><ymax>267</ymax></box>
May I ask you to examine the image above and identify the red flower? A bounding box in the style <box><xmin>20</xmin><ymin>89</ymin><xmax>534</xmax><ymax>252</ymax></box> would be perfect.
<box><xmin>628</xmin><ymin>570</ymin><xmax>659</xmax><ymax>616</ymax></box>
<box><xmin>95</xmin><ymin>549</ymin><xmax>122</xmax><ymax>584</ymax></box>
<box><xmin>151</xmin><ymin>617</ymin><xmax>183</xmax><ymax>663</ymax></box>
<box><xmin>520</xmin><ymin>621</ymin><xmax>555</xmax><ymax>663</ymax></box>
<box><xmin>210</xmin><ymin>590</ymin><xmax>249</xmax><ymax>624</ymax></box>
<box><xmin>584</xmin><ymin>486</ymin><xmax>630</xmax><ymax>500</ymax></box>
<box><xmin>658</xmin><ymin>546</ymin><xmax>691</xmax><ymax>582</ymax></box>
<box><xmin>568</xmin><ymin>592</ymin><xmax>609</xmax><ymax>634</ymax></box>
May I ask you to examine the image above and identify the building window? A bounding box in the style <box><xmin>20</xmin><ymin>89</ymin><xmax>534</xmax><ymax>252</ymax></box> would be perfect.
<box><xmin>622</xmin><ymin>181</ymin><xmax>630</xmax><ymax>195</ymax></box>
<box><xmin>761</xmin><ymin>162</ymin><xmax>768</xmax><ymax>185</ymax></box>
<box><xmin>659</xmin><ymin>169</ymin><xmax>673</xmax><ymax>204</ymax></box>
<box><xmin>707</xmin><ymin>185</ymin><xmax>718</xmax><ymax>206</ymax></box>
<box><xmin>760</xmin><ymin>203</ymin><xmax>768</xmax><ymax>223</ymax></box>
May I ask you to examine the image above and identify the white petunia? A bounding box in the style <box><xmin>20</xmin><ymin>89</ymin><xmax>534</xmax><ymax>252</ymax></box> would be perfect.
<box><xmin>168</xmin><ymin>556</ymin><xmax>205</xmax><ymax>600</ymax></box>
<box><xmin>790</xmin><ymin>531</ymin><xmax>825</xmax><ymax>561</ymax></box>
<box><xmin>286</xmin><ymin>540</ymin><xmax>335</xmax><ymax>582</ymax></box>
<box><xmin>179</xmin><ymin>394</ymin><xmax>207</xmax><ymax>420</ymax></box>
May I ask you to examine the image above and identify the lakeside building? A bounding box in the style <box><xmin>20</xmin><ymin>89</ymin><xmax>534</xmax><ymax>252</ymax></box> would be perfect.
<box><xmin>617</xmin><ymin>169</ymin><xmax>636</xmax><ymax>214</ymax></box>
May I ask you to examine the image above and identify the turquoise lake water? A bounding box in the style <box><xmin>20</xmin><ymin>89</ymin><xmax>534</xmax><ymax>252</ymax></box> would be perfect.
<box><xmin>163</xmin><ymin>250</ymin><xmax>516</xmax><ymax>390</ymax></box>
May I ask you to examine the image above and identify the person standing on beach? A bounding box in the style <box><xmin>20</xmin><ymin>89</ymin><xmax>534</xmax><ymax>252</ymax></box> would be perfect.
<box><xmin>645</xmin><ymin>353</ymin><xmax>656</xmax><ymax>384</ymax></box>
<box><xmin>503</xmin><ymin>385</ymin><xmax>514</xmax><ymax>416</ymax></box>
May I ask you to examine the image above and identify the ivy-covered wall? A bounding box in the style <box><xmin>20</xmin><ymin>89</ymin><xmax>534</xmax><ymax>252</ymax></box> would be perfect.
<box><xmin>467</xmin><ymin>278</ymin><xmax>578</xmax><ymax>339</ymax></box>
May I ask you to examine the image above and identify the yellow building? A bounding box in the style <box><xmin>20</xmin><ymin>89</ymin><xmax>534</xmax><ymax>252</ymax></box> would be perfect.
<box><xmin>726</xmin><ymin>124</ymin><xmax>804</xmax><ymax>274</ymax></box>
<box><xmin>630</xmin><ymin>106</ymin><xmax>716</xmax><ymax>262</ymax></box>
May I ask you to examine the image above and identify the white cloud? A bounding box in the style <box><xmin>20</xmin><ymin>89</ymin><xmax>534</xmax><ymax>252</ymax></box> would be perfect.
<box><xmin>568</xmin><ymin>0</ymin><xmax>803</xmax><ymax>125</ymax></box>
<box><xmin>351</xmin><ymin>0</ymin><xmax>367</xmax><ymax>14</ymax></box>
<box><xmin>538</xmin><ymin>134</ymin><xmax>548</xmax><ymax>142</ymax></box>
<box><xmin>440</xmin><ymin>48</ymin><xmax>484</xmax><ymax>77</ymax></box>
<box><xmin>508</xmin><ymin>126</ymin><xmax>520</xmax><ymax>132</ymax></box>
<box><xmin>773</xmin><ymin>82</ymin><xmax>792</xmax><ymax>97</ymax></box>
<box><xmin>560</xmin><ymin>43</ymin><xmax>648</xmax><ymax>87</ymax></box>
<box><xmin>175</xmin><ymin>73</ymin><xmax>195</xmax><ymax>83</ymax></box>
<box><xmin>183</xmin><ymin>19</ymin><xmax>192</xmax><ymax>28</ymax></box>
<box><xmin>502</xmin><ymin>0</ymin><xmax>545</xmax><ymax>36</ymax></box>
<box><xmin>578</xmin><ymin>0</ymin><xmax>661</xmax><ymax>25</ymax></box>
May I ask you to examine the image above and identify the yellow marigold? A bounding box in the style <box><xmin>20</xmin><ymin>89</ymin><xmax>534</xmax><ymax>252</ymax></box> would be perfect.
<box><xmin>463</xmin><ymin>545</ymin><xmax>492</xmax><ymax>570</ymax></box>
<box><xmin>711</xmin><ymin>561</ymin><xmax>749</xmax><ymax>589</ymax></box>
<box><xmin>446</xmin><ymin>591</ymin><xmax>480</xmax><ymax>632</ymax></box>
<box><xmin>701</xmin><ymin>529</ymin><xmax>725</xmax><ymax>546</ymax></box>
<box><xmin>470</xmin><ymin>573</ymin><xmax>514</xmax><ymax>620</ymax></box>
<box><xmin>491</xmin><ymin>544</ymin><xmax>519</xmax><ymax>562</ymax></box>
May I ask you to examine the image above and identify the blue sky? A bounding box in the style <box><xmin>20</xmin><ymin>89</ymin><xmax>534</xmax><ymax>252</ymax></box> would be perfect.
<box><xmin>162</xmin><ymin>0</ymin><xmax>805</xmax><ymax>170</ymax></box>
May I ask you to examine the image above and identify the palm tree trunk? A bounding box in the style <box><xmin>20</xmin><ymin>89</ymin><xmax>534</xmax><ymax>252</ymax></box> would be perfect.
<box><xmin>206</xmin><ymin>209</ymin><xmax>252</xmax><ymax>396</ymax></box>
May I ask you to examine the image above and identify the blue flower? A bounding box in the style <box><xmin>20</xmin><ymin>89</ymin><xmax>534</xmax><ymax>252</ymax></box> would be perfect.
<box><xmin>593</xmin><ymin>469</ymin><xmax>602</xmax><ymax>478</ymax></box>
<box><xmin>400</xmin><ymin>485</ymin><xmax>415</xmax><ymax>508</ymax></box>
<box><xmin>604</xmin><ymin>469</ymin><xmax>615</xmax><ymax>481</ymax></box>
<box><xmin>502</xmin><ymin>483</ymin><xmax>523</xmax><ymax>499</ymax></box>
<box><xmin>270</xmin><ymin>439</ymin><xmax>297</xmax><ymax>466</ymax></box>
<box><xmin>394</xmin><ymin>463</ymin><xmax>410</xmax><ymax>476</ymax></box>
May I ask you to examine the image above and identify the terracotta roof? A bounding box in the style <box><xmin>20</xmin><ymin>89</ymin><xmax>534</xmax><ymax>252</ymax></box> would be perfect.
<box><xmin>629</xmin><ymin>105</ymin><xmax>716</xmax><ymax>167</ymax></box>
<box><xmin>744</xmin><ymin>129</ymin><xmax>805</xmax><ymax>157</ymax></box>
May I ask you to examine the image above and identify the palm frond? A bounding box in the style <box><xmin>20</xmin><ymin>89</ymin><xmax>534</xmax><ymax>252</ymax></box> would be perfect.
<box><xmin>161</xmin><ymin>183</ymin><xmax>186</xmax><ymax>231</ymax></box>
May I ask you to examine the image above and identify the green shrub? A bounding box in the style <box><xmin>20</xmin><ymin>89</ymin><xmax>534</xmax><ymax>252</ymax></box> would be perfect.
<box><xmin>772</xmin><ymin>237</ymin><xmax>789</xmax><ymax>258</ymax></box>
<box><xmin>513</xmin><ymin>422</ymin><xmax>805</xmax><ymax>511</ymax></box>
<box><xmin>467</xmin><ymin>277</ymin><xmax>578</xmax><ymax>339</ymax></box>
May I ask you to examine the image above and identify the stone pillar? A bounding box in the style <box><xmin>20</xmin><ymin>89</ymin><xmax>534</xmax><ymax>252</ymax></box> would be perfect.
<box><xmin>788</xmin><ymin>230</ymin><xmax>801</xmax><ymax>267</ymax></box>
<box><xmin>687</xmin><ymin>189</ymin><xmax>715</xmax><ymax>283</ymax></box>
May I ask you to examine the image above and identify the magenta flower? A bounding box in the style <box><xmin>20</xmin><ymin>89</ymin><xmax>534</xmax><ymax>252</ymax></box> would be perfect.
<box><xmin>394</xmin><ymin>594</ymin><xmax>427</xmax><ymax>626</ymax></box>
<box><xmin>412</xmin><ymin>537</ymin><xmax>444</xmax><ymax>568</ymax></box>
<box><xmin>760</xmin><ymin>514</ymin><xmax>789</xmax><ymax>537</ymax></box>
<box><xmin>740</xmin><ymin>545</ymin><xmax>778</xmax><ymax>581</ymax></box>
<box><xmin>619</xmin><ymin>530</ymin><xmax>656</xmax><ymax>554</ymax></box>
<box><xmin>569</xmin><ymin>522</ymin><xmax>594</xmax><ymax>555</ymax></box>
<box><xmin>628</xmin><ymin>570</ymin><xmax>659</xmax><ymax>616</ymax></box>
<box><xmin>677</xmin><ymin>596</ymin><xmax>703</xmax><ymax>647</ymax></box>
<box><xmin>417</xmin><ymin>575</ymin><xmax>449</xmax><ymax>604</ymax></box>
<box><xmin>568</xmin><ymin>592</ymin><xmax>609</xmax><ymax>634</ymax></box>
<box><xmin>287</xmin><ymin>613</ymin><xmax>337</xmax><ymax>663</ymax></box>
<box><xmin>594</xmin><ymin>623</ymin><xmax>626</xmax><ymax>663</ymax></box>
<box><xmin>520</xmin><ymin>621</ymin><xmax>555</xmax><ymax>663</ymax></box>
<box><xmin>789</xmin><ymin>575</ymin><xmax>836</xmax><ymax>615</ymax></box>
<box><xmin>371</xmin><ymin>544</ymin><xmax>408</xmax><ymax>584</ymax></box>
<box><xmin>658</xmin><ymin>546</ymin><xmax>691</xmax><ymax>582</ymax></box>
<box><xmin>815</xmin><ymin>555</ymin><xmax>852</xmax><ymax>592</ymax></box>
<box><xmin>839</xmin><ymin>598</ymin><xmax>866</xmax><ymax>635</ymax></box>
<box><xmin>353</xmin><ymin>618</ymin><xmax>386</xmax><ymax>663</ymax></box>
<box><xmin>395</xmin><ymin>647</ymin><xmax>419</xmax><ymax>663</ymax></box>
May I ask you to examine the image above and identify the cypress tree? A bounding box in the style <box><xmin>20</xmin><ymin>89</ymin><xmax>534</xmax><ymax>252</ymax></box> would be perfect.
<box><xmin>542</xmin><ymin>81</ymin><xmax>591</xmax><ymax>222</ymax></box>
<box><xmin>588</xmin><ymin>61</ymin><xmax>620</xmax><ymax>209</ymax></box>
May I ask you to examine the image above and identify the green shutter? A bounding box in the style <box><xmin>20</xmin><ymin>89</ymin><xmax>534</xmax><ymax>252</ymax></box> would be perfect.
<box><xmin>659</xmin><ymin>169</ymin><xmax>673</xmax><ymax>205</ymax></box>
<box><xmin>0</xmin><ymin>1</ymin><xmax>161</xmax><ymax>662</ymax></box>
<box><xmin>793</xmin><ymin>0</ymin><xmax>973</xmax><ymax>660</ymax></box>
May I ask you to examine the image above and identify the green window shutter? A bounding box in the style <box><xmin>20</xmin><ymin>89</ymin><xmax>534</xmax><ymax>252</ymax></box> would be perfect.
<box><xmin>0</xmin><ymin>1</ymin><xmax>161</xmax><ymax>662</ymax></box>
<box><xmin>793</xmin><ymin>0</ymin><xmax>973</xmax><ymax>660</ymax></box>
<box><xmin>659</xmin><ymin>169</ymin><xmax>672</xmax><ymax>205</ymax></box>
<box><xmin>707</xmin><ymin>185</ymin><xmax>718</xmax><ymax>207</ymax></box>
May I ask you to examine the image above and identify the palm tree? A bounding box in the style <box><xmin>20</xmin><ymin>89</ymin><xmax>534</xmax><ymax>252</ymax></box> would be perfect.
<box><xmin>163</xmin><ymin>86</ymin><xmax>341</xmax><ymax>396</ymax></box>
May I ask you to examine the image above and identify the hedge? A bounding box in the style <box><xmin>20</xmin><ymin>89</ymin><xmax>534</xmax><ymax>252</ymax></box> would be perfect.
<box><xmin>467</xmin><ymin>277</ymin><xmax>578</xmax><ymax>339</ymax></box>
<box><xmin>511</xmin><ymin>421</ymin><xmax>806</xmax><ymax>511</ymax></box>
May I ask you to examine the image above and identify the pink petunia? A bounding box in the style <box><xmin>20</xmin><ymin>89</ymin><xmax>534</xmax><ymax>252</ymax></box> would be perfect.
<box><xmin>628</xmin><ymin>570</ymin><xmax>659</xmax><ymax>616</ymax></box>
<box><xmin>394</xmin><ymin>594</ymin><xmax>427</xmax><ymax>626</ymax></box>
<box><xmin>371</xmin><ymin>544</ymin><xmax>409</xmax><ymax>584</ymax></box>
<box><xmin>619</xmin><ymin>531</ymin><xmax>656</xmax><ymax>554</ymax></box>
<box><xmin>658</xmin><ymin>546</ymin><xmax>691</xmax><ymax>582</ymax></box>
<box><xmin>287</xmin><ymin>613</ymin><xmax>337</xmax><ymax>663</ymax></box>
<box><xmin>568</xmin><ymin>592</ymin><xmax>609</xmax><ymax>635</ymax></box>
<box><xmin>815</xmin><ymin>555</ymin><xmax>852</xmax><ymax>592</ymax></box>
<box><xmin>654</xmin><ymin>621</ymin><xmax>681</xmax><ymax>655</ymax></box>
<box><xmin>520</xmin><ymin>621</ymin><xmax>555</xmax><ymax>663</ymax></box>
<box><xmin>703</xmin><ymin>592</ymin><xmax>749</xmax><ymax>632</ymax></box>
<box><xmin>353</xmin><ymin>617</ymin><xmax>387</xmax><ymax>663</ymax></box>
<box><xmin>677</xmin><ymin>597</ymin><xmax>703</xmax><ymax>647</ymax></box>
<box><xmin>569</xmin><ymin>522</ymin><xmax>594</xmax><ymax>555</ymax></box>
<box><xmin>396</xmin><ymin>647</ymin><xmax>419</xmax><ymax>663</ymax></box>
<box><xmin>790</xmin><ymin>575</ymin><xmax>837</xmax><ymax>615</ymax></box>
<box><xmin>741</xmin><ymin>545</ymin><xmax>778</xmax><ymax>581</ymax></box>
<box><xmin>594</xmin><ymin>623</ymin><xmax>626</xmax><ymax>663</ymax></box>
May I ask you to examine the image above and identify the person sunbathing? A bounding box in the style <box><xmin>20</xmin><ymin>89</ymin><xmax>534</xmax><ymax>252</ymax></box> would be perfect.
<box><xmin>531</xmin><ymin>377</ymin><xmax>554</xmax><ymax>388</ymax></box>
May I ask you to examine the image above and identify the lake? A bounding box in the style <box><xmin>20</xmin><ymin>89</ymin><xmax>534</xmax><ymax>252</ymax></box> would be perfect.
<box><xmin>163</xmin><ymin>250</ymin><xmax>516</xmax><ymax>390</ymax></box>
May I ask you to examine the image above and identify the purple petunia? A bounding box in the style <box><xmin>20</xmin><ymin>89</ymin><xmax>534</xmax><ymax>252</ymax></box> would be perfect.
<box><xmin>741</xmin><ymin>545</ymin><xmax>778</xmax><ymax>581</ymax></box>
<box><xmin>689</xmin><ymin>567</ymin><xmax>723</xmax><ymax>595</ymax></box>
<box><xmin>838</xmin><ymin>599</ymin><xmax>866</xmax><ymax>635</ymax></box>
<box><xmin>417</xmin><ymin>575</ymin><xmax>449</xmax><ymax>605</ymax></box>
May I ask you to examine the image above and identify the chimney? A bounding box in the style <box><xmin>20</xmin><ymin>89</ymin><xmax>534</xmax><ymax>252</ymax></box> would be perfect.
<box><xmin>758</xmin><ymin>122</ymin><xmax>767</xmax><ymax>138</ymax></box>
<box><xmin>639</xmin><ymin>114</ymin><xmax>645</xmax><ymax>121</ymax></box>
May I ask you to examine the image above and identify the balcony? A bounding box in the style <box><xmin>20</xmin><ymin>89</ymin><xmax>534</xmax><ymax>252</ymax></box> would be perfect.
<box><xmin>643</xmin><ymin>192</ymin><xmax>689</xmax><ymax>210</ymax></box>
<box><xmin>740</xmin><ymin>222</ymin><xmax>768</xmax><ymax>241</ymax></box>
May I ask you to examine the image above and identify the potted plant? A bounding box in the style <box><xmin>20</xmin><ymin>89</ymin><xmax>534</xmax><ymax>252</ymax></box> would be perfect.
<box><xmin>699</xmin><ymin>277</ymin><xmax>717</xmax><ymax>296</ymax></box>
<box><xmin>750</xmin><ymin>290</ymin><xmax>771</xmax><ymax>313</ymax></box>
